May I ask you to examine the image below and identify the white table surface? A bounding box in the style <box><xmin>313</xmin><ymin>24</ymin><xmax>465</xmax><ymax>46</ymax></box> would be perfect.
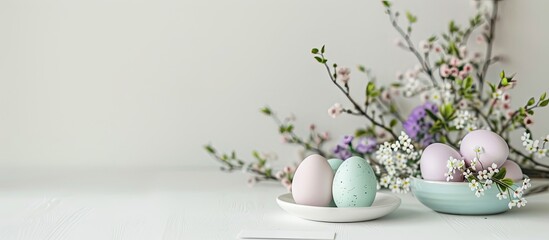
<box><xmin>0</xmin><ymin>167</ymin><xmax>547</xmax><ymax>240</ymax></box>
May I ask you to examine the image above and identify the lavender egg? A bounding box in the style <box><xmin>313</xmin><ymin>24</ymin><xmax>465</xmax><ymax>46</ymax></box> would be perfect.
<box><xmin>420</xmin><ymin>143</ymin><xmax>463</xmax><ymax>181</ymax></box>
<box><xmin>291</xmin><ymin>154</ymin><xmax>334</xmax><ymax>207</ymax></box>
<box><xmin>460</xmin><ymin>130</ymin><xmax>508</xmax><ymax>170</ymax></box>
<box><xmin>501</xmin><ymin>160</ymin><xmax>523</xmax><ymax>180</ymax></box>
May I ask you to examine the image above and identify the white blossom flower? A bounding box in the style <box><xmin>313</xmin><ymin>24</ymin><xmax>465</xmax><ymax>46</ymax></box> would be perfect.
<box><xmin>508</xmin><ymin>200</ymin><xmax>517</xmax><ymax>209</ymax></box>
<box><xmin>419</xmin><ymin>40</ymin><xmax>432</xmax><ymax>53</ymax></box>
<box><xmin>517</xmin><ymin>198</ymin><xmax>527</xmax><ymax>208</ymax></box>
<box><xmin>475</xmin><ymin>188</ymin><xmax>485</xmax><ymax>197</ymax></box>
<box><xmin>328</xmin><ymin>103</ymin><xmax>343</xmax><ymax>118</ymax></box>
<box><xmin>536</xmin><ymin>148</ymin><xmax>547</xmax><ymax>158</ymax></box>
<box><xmin>469</xmin><ymin>179</ymin><xmax>479</xmax><ymax>191</ymax></box>
<box><xmin>513</xmin><ymin>187</ymin><xmax>523</xmax><ymax>198</ymax></box>
<box><xmin>452</xmin><ymin>110</ymin><xmax>479</xmax><ymax>131</ymax></box>
<box><xmin>492</xmin><ymin>89</ymin><xmax>503</xmax><ymax>99</ymax></box>
<box><xmin>522</xmin><ymin>178</ymin><xmax>531</xmax><ymax>190</ymax></box>
<box><xmin>496</xmin><ymin>192</ymin><xmax>507</xmax><ymax>200</ymax></box>
<box><xmin>473</xmin><ymin>146</ymin><xmax>484</xmax><ymax>154</ymax></box>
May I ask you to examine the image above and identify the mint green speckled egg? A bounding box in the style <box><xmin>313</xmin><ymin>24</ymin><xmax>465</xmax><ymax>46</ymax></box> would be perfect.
<box><xmin>332</xmin><ymin>156</ymin><xmax>377</xmax><ymax>207</ymax></box>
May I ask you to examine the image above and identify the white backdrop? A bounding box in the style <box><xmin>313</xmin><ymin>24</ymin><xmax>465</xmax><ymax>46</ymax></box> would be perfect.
<box><xmin>1</xmin><ymin>0</ymin><xmax>548</xmax><ymax>168</ymax></box>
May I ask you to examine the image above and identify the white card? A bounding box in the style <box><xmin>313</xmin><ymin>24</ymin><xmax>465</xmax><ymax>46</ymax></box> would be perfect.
<box><xmin>237</xmin><ymin>230</ymin><xmax>335</xmax><ymax>240</ymax></box>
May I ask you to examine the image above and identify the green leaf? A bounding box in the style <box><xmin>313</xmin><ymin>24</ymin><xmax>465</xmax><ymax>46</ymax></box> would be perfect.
<box><xmin>449</xmin><ymin>20</ymin><xmax>459</xmax><ymax>33</ymax></box>
<box><xmin>252</xmin><ymin>151</ymin><xmax>261</xmax><ymax>160</ymax></box>
<box><xmin>314</xmin><ymin>56</ymin><xmax>323</xmax><ymax>63</ymax></box>
<box><xmin>382</xmin><ymin>1</ymin><xmax>391</xmax><ymax>7</ymax></box>
<box><xmin>493</xmin><ymin>167</ymin><xmax>506</xmax><ymax>180</ymax></box>
<box><xmin>311</xmin><ymin>48</ymin><xmax>319</xmax><ymax>54</ymax></box>
<box><xmin>260</xmin><ymin>107</ymin><xmax>272</xmax><ymax>115</ymax></box>
<box><xmin>406</xmin><ymin>11</ymin><xmax>417</xmax><ymax>23</ymax></box>
<box><xmin>501</xmin><ymin>178</ymin><xmax>514</xmax><ymax>188</ymax></box>
<box><xmin>204</xmin><ymin>145</ymin><xmax>216</xmax><ymax>154</ymax></box>
<box><xmin>390</xmin><ymin>119</ymin><xmax>398</xmax><ymax>128</ymax></box>
<box><xmin>355</xmin><ymin>128</ymin><xmax>367</xmax><ymax>137</ymax></box>
<box><xmin>428</xmin><ymin>35</ymin><xmax>437</xmax><ymax>42</ymax></box>
<box><xmin>425</xmin><ymin>109</ymin><xmax>439</xmax><ymax>121</ymax></box>
<box><xmin>358</xmin><ymin>65</ymin><xmax>366</xmax><ymax>72</ymax></box>
<box><xmin>464</xmin><ymin>76</ymin><xmax>473</xmax><ymax>89</ymax></box>
<box><xmin>500</xmin><ymin>70</ymin><xmax>506</xmax><ymax>79</ymax></box>
<box><xmin>540</xmin><ymin>99</ymin><xmax>549</xmax><ymax>107</ymax></box>
<box><xmin>279</xmin><ymin>126</ymin><xmax>286</xmax><ymax>133</ymax></box>
<box><xmin>286</xmin><ymin>125</ymin><xmax>294</xmax><ymax>132</ymax></box>
<box><xmin>489</xmin><ymin>83</ymin><xmax>497</xmax><ymax>92</ymax></box>
<box><xmin>527</xmin><ymin>97</ymin><xmax>535</xmax><ymax>106</ymax></box>
<box><xmin>321</xmin><ymin>45</ymin><xmax>325</xmax><ymax>54</ymax></box>
<box><xmin>501</xmin><ymin>77</ymin><xmax>509</xmax><ymax>86</ymax></box>
<box><xmin>540</xmin><ymin>92</ymin><xmax>547</xmax><ymax>101</ymax></box>
<box><xmin>366</xmin><ymin>82</ymin><xmax>375</xmax><ymax>96</ymax></box>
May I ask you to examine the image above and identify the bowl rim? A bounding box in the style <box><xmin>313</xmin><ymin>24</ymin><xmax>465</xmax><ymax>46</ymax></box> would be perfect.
<box><xmin>411</xmin><ymin>176</ymin><xmax>527</xmax><ymax>186</ymax></box>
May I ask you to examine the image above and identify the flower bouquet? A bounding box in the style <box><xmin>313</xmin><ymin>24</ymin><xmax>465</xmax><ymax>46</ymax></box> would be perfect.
<box><xmin>204</xmin><ymin>0</ymin><xmax>549</xmax><ymax>210</ymax></box>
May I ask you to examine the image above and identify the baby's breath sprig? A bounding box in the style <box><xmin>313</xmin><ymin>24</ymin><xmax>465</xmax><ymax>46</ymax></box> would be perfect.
<box><xmin>445</xmin><ymin>146</ymin><xmax>531</xmax><ymax>209</ymax></box>
<box><xmin>376</xmin><ymin>132</ymin><xmax>422</xmax><ymax>193</ymax></box>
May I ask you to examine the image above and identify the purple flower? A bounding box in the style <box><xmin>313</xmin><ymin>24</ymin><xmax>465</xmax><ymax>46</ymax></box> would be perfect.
<box><xmin>356</xmin><ymin>137</ymin><xmax>377</xmax><ymax>154</ymax></box>
<box><xmin>404</xmin><ymin>102</ymin><xmax>439</xmax><ymax>147</ymax></box>
<box><xmin>333</xmin><ymin>144</ymin><xmax>346</xmax><ymax>154</ymax></box>
<box><xmin>336</xmin><ymin>149</ymin><xmax>352</xmax><ymax>160</ymax></box>
<box><xmin>342</xmin><ymin>135</ymin><xmax>354</xmax><ymax>145</ymax></box>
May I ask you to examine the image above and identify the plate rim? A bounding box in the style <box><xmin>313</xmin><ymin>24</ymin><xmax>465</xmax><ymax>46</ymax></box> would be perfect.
<box><xmin>276</xmin><ymin>192</ymin><xmax>401</xmax><ymax>222</ymax></box>
<box><xmin>277</xmin><ymin>192</ymin><xmax>401</xmax><ymax>210</ymax></box>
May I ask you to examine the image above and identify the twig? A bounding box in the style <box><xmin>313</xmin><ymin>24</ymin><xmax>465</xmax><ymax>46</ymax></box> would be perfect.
<box><xmin>320</xmin><ymin>57</ymin><xmax>399</xmax><ymax>139</ymax></box>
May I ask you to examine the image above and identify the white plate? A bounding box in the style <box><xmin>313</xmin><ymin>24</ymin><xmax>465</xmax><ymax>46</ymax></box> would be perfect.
<box><xmin>276</xmin><ymin>192</ymin><xmax>401</xmax><ymax>222</ymax></box>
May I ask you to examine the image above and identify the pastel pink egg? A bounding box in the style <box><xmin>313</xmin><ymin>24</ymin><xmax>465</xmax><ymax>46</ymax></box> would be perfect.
<box><xmin>460</xmin><ymin>130</ymin><xmax>508</xmax><ymax>170</ymax></box>
<box><xmin>501</xmin><ymin>160</ymin><xmax>523</xmax><ymax>180</ymax></box>
<box><xmin>420</xmin><ymin>143</ymin><xmax>464</xmax><ymax>181</ymax></box>
<box><xmin>291</xmin><ymin>154</ymin><xmax>334</xmax><ymax>207</ymax></box>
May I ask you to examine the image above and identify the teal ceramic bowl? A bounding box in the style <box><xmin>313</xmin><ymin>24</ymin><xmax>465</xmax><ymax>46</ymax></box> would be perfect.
<box><xmin>410</xmin><ymin>177</ymin><xmax>518</xmax><ymax>215</ymax></box>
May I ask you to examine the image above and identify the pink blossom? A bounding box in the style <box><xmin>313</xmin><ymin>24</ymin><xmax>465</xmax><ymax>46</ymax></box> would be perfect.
<box><xmin>476</xmin><ymin>35</ymin><xmax>484</xmax><ymax>44</ymax></box>
<box><xmin>450</xmin><ymin>67</ymin><xmax>459</xmax><ymax>77</ymax></box>
<box><xmin>281</xmin><ymin>178</ymin><xmax>292</xmax><ymax>192</ymax></box>
<box><xmin>248</xmin><ymin>176</ymin><xmax>258</xmax><ymax>187</ymax></box>
<box><xmin>321</xmin><ymin>132</ymin><xmax>330</xmax><ymax>140</ymax></box>
<box><xmin>502</xmin><ymin>103</ymin><xmax>511</xmax><ymax>110</ymax></box>
<box><xmin>459</xmin><ymin>70</ymin><xmax>469</xmax><ymax>79</ymax></box>
<box><xmin>381</xmin><ymin>90</ymin><xmax>391</xmax><ymax>102</ymax></box>
<box><xmin>275</xmin><ymin>171</ymin><xmax>285</xmax><ymax>180</ymax></box>
<box><xmin>309</xmin><ymin>124</ymin><xmax>316</xmax><ymax>131</ymax></box>
<box><xmin>328</xmin><ymin>103</ymin><xmax>343</xmax><ymax>118</ymax></box>
<box><xmin>396</xmin><ymin>71</ymin><xmax>404</xmax><ymax>80</ymax></box>
<box><xmin>459</xmin><ymin>100</ymin><xmax>468</xmax><ymax>109</ymax></box>
<box><xmin>450</xmin><ymin>57</ymin><xmax>460</xmax><ymax>66</ymax></box>
<box><xmin>502</xmin><ymin>93</ymin><xmax>511</xmax><ymax>103</ymax></box>
<box><xmin>463</xmin><ymin>63</ymin><xmax>473</xmax><ymax>73</ymax></box>
<box><xmin>394</xmin><ymin>38</ymin><xmax>405</xmax><ymax>48</ymax></box>
<box><xmin>337</xmin><ymin>67</ymin><xmax>351</xmax><ymax>84</ymax></box>
<box><xmin>283</xmin><ymin>166</ymin><xmax>294</xmax><ymax>174</ymax></box>
<box><xmin>433</xmin><ymin>43</ymin><xmax>443</xmax><ymax>53</ymax></box>
<box><xmin>440</xmin><ymin>64</ymin><xmax>450</xmax><ymax>78</ymax></box>
<box><xmin>524</xmin><ymin>116</ymin><xmax>534</xmax><ymax>126</ymax></box>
